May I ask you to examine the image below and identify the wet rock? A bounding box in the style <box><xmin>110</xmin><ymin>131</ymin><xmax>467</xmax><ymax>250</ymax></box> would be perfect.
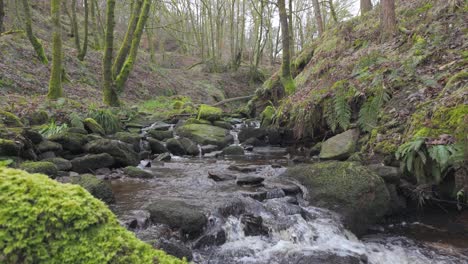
<box><xmin>149</xmin><ymin>121</ymin><xmax>172</xmax><ymax>131</ymax></box>
<box><xmin>123</xmin><ymin>210</ymin><xmax>151</xmax><ymax>230</ymax></box>
<box><xmin>147</xmin><ymin>129</ymin><xmax>173</xmax><ymax>141</ymax></box>
<box><xmin>253</xmin><ymin>147</ymin><xmax>287</xmax><ymax>156</ymax></box>
<box><xmin>44</xmin><ymin>157</ymin><xmax>72</xmax><ymax>171</ymax></box>
<box><xmin>282</xmin><ymin>251</ymin><xmax>366</xmax><ymax>264</ymax></box>
<box><xmin>319</xmin><ymin>129</ymin><xmax>359</xmax><ymax>160</ymax></box>
<box><xmin>85</xmin><ymin>139</ymin><xmax>139</xmax><ymax>167</ymax></box>
<box><xmin>139</xmin><ymin>151</ymin><xmax>151</xmax><ymax>160</ymax></box>
<box><xmin>166</xmin><ymin>138</ymin><xmax>186</xmax><ymax>156</ymax></box>
<box><xmin>71</xmin><ymin>153</ymin><xmax>115</xmax><ymax>173</ymax></box>
<box><xmin>123</xmin><ymin>166</ymin><xmax>154</xmax><ymax>179</ymax></box>
<box><xmin>218</xmin><ymin>198</ymin><xmax>246</xmax><ymax>217</ymax></box>
<box><xmin>266</xmin><ymin>188</ymin><xmax>286</xmax><ymax>199</ymax></box>
<box><xmin>236</xmin><ymin>176</ymin><xmax>265</xmax><ymax>186</ymax></box>
<box><xmin>154</xmin><ymin>239</ymin><xmax>193</xmax><ymax>261</ymax></box>
<box><xmin>228</xmin><ymin>165</ymin><xmax>257</xmax><ymax>173</ymax></box>
<box><xmin>243</xmin><ymin>137</ymin><xmax>265</xmax><ymax>147</ymax></box>
<box><xmin>386</xmin><ymin>184</ymin><xmax>407</xmax><ymax>214</ymax></box>
<box><xmin>241</xmin><ymin>214</ymin><xmax>268</xmax><ymax>236</ymax></box>
<box><xmin>221</xmin><ymin>145</ymin><xmax>245</xmax><ymax>156</ymax></box>
<box><xmin>208</xmin><ymin>170</ymin><xmax>236</xmax><ymax>181</ymax></box>
<box><xmin>36</xmin><ymin>140</ymin><xmax>62</xmax><ymax>153</ymax></box>
<box><xmin>71</xmin><ymin>174</ymin><xmax>115</xmax><ymax>204</ymax></box>
<box><xmin>49</xmin><ymin>132</ymin><xmax>88</xmax><ymax>154</ymax></box>
<box><xmin>147</xmin><ymin>138</ymin><xmax>168</xmax><ymax>154</ymax></box>
<box><xmin>21</xmin><ymin>129</ymin><xmax>43</xmax><ymax>144</ymax></box>
<box><xmin>19</xmin><ymin>161</ymin><xmax>58</xmax><ymax>178</ymax></box>
<box><xmin>271</xmin><ymin>163</ymin><xmax>283</xmax><ymax>168</ymax></box>
<box><xmin>176</xmin><ymin>124</ymin><xmax>233</xmax><ymax>148</ymax></box>
<box><xmin>146</xmin><ymin>199</ymin><xmax>207</xmax><ymax>239</ymax></box>
<box><xmin>367</xmin><ymin>164</ymin><xmax>401</xmax><ymax>184</ymax></box>
<box><xmin>238</xmin><ymin>127</ymin><xmax>267</xmax><ymax>143</ymax></box>
<box><xmin>309</xmin><ymin>142</ymin><xmax>322</xmax><ymax>156</ymax></box>
<box><xmin>179</xmin><ymin>137</ymin><xmax>200</xmax><ymax>156</ymax></box>
<box><xmin>265</xmin><ymin>128</ymin><xmax>282</xmax><ymax>145</ymax></box>
<box><xmin>114</xmin><ymin>132</ymin><xmax>141</xmax><ymax>150</ymax></box>
<box><xmin>193</xmin><ymin>228</ymin><xmax>226</xmax><ymax>249</ymax></box>
<box><xmin>95</xmin><ymin>167</ymin><xmax>111</xmax><ymax>175</ymax></box>
<box><xmin>240</xmin><ymin>191</ymin><xmax>267</xmax><ymax>201</ymax></box>
<box><xmin>38</xmin><ymin>151</ymin><xmax>56</xmax><ymax>160</ymax></box>
<box><xmin>154</xmin><ymin>152</ymin><xmax>172</xmax><ymax>162</ymax></box>
<box><xmin>185</xmin><ymin>118</ymin><xmax>211</xmax><ymax>125</ymax></box>
<box><xmin>284</xmin><ymin>161</ymin><xmax>390</xmax><ymax>235</ymax></box>
<box><xmin>201</xmin><ymin>144</ymin><xmax>219</xmax><ymax>154</ymax></box>
<box><xmin>213</xmin><ymin>121</ymin><xmax>233</xmax><ymax>130</ymax></box>
<box><xmin>244</xmin><ymin>145</ymin><xmax>254</xmax><ymax>151</ymax></box>
<box><xmin>0</xmin><ymin>139</ymin><xmax>21</xmax><ymax>156</ymax></box>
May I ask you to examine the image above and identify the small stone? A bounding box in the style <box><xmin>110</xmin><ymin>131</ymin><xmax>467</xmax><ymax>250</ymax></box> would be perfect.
<box><xmin>236</xmin><ymin>176</ymin><xmax>265</xmax><ymax>186</ymax></box>
<box><xmin>208</xmin><ymin>171</ymin><xmax>236</xmax><ymax>181</ymax></box>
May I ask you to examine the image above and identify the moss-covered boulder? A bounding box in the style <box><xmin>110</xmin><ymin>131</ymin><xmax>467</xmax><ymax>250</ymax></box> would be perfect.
<box><xmin>197</xmin><ymin>105</ymin><xmax>223</xmax><ymax>121</ymax></box>
<box><xmin>0</xmin><ymin>111</ymin><xmax>23</xmax><ymax>127</ymax></box>
<box><xmin>221</xmin><ymin>145</ymin><xmax>245</xmax><ymax>156</ymax></box>
<box><xmin>147</xmin><ymin>138</ymin><xmax>168</xmax><ymax>154</ymax></box>
<box><xmin>85</xmin><ymin>139</ymin><xmax>139</xmax><ymax>167</ymax></box>
<box><xmin>0</xmin><ymin>139</ymin><xmax>21</xmax><ymax>156</ymax></box>
<box><xmin>83</xmin><ymin>118</ymin><xmax>106</xmax><ymax>136</ymax></box>
<box><xmin>147</xmin><ymin>129</ymin><xmax>174</xmax><ymax>141</ymax></box>
<box><xmin>319</xmin><ymin>129</ymin><xmax>359</xmax><ymax>160</ymax></box>
<box><xmin>36</xmin><ymin>140</ymin><xmax>63</xmax><ymax>153</ymax></box>
<box><xmin>185</xmin><ymin>118</ymin><xmax>211</xmax><ymax>125</ymax></box>
<box><xmin>176</xmin><ymin>124</ymin><xmax>233</xmax><ymax>148</ymax></box>
<box><xmin>67</xmin><ymin>127</ymin><xmax>88</xmax><ymax>134</ymax></box>
<box><xmin>213</xmin><ymin>121</ymin><xmax>233</xmax><ymax>130</ymax></box>
<box><xmin>283</xmin><ymin>161</ymin><xmax>390</xmax><ymax>235</ymax></box>
<box><xmin>179</xmin><ymin>138</ymin><xmax>200</xmax><ymax>156</ymax></box>
<box><xmin>166</xmin><ymin>138</ymin><xmax>186</xmax><ymax>156</ymax></box>
<box><xmin>71</xmin><ymin>153</ymin><xmax>116</xmax><ymax>173</ymax></box>
<box><xmin>21</xmin><ymin>129</ymin><xmax>43</xmax><ymax>144</ymax></box>
<box><xmin>123</xmin><ymin>166</ymin><xmax>154</xmax><ymax>179</ymax></box>
<box><xmin>0</xmin><ymin>168</ymin><xmax>184</xmax><ymax>263</ymax></box>
<box><xmin>70</xmin><ymin>174</ymin><xmax>115</xmax><ymax>204</ymax></box>
<box><xmin>49</xmin><ymin>132</ymin><xmax>88</xmax><ymax>154</ymax></box>
<box><xmin>19</xmin><ymin>161</ymin><xmax>58</xmax><ymax>178</ymax></box>
<box><xmin>44</xmin><ymin>157</ymin><xmax>72</xmax><ymax>171</ymax></box>
<box><xmin>115</xmin><ymin>132</ymin><xmax>141</xmax><ymax>145</ymax></box>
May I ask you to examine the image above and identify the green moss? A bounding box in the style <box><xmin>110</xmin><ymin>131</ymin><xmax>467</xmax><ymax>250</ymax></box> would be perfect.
<box><xmin>19</xmin><ymin>161</ymin><xmax>58</xmax><ymax>178</ymax></box>
<box><xmin>185</xmin><ymin>118</ymin><xmax>211</xmax><ymax>125</ymax></box>
<box><xmin>374</xmin><ymin>140</ymin><xmax>398</xmax><ymax>154</ymax></box>
<box><xmin>83</xmin><ymin>118</ymin><xmax>106</xmax><ymax>135</ymax></box>
<box><xmin>197</xmin><ymin>104</ymin><xmax>223</xmax><ymax>121</ymax></box>
<box><xmin>123</xmin><ymin>166</ymin><xmax>154</xmax><ymax>179</ymax></box>
<box><xmin>0</xmin><ymin>139</ymin><xmax>20</xmax><ymax>156</ymax></box>
<box><xmin>412</xmin><ymin>35</ymin><xmax>427</xmax><ymax>56</ymax></box>
<box><xmin>0</xmin><ymin>111</ymin><xmax>23</xmax><ymax>127</ymax></box>
<box><xmin>442</xmin><ymin>70</ymin><xmax>468</xmax><ymax>94</ymax></box>
<box><xmin>0</xmin><ymin>168</ymin><xmax>185</xmax><ymax>263</ymax></box>
<box><xmin>260</xmin><ymin>106</ymin><xmax>275</xmax><ymax>127</ymax></box>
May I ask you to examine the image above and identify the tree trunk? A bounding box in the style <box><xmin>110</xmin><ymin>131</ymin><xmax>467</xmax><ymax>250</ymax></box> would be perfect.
<box><xmin>328</xmin><ymin>0</ymin><xmax>338</xmax><ymax>23</ymax></box>
<box><xmin>103</xmin><ymin>0</ymin><xmax>118</xmax><ymax>106</ymax></box>
<box><xmin>312</xmin><ymin>0</ymin><xmax>324</xmax><ymax>37</ymax></box>
<box><xmin>0</xmin><ymin>0</ymin><xmax>5</xmax><ymax>33</ymax></box>
<box><xmin>48</xmin><ymin>0</ymin><xmax>62</xmax><ymax>99</ymax></box>
<box><xmin>360</xmin><ymin>0</ymin><xmax>373</xmax><ymax>15</ymax></box>
<box><xmin>78</xmin><ymin>0</ymin><xmax>89</xmax><ymax>61</ymax></box>
<box><xmin>381</xmin><ymin>0</ymin><xmax>397</xmax><ymax>41</ymax></box>
<box><xmin>288</xmin><ymin>0</ymin><xmax>294</xmax><ymax>58</ymax></box>
<box><xmin>71</xmin><ymin>0</ymin><xmax>81</xmax><ymax>53</ymax></box>
<box><xmin>278</xmin><ymin>0</ymin><xmax>295</xmax><ymax>94</ymax></box>
<box><xmin>20</xmin><ymin>0</ymin><xmax>48</xmax><ymax>64</ymax></box>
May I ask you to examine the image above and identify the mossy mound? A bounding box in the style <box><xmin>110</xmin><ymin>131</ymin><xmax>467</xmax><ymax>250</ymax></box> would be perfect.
<box><xmin>0</xmin><ymin>111</ymin><xmax>23</xmax><ymax>127</ymax></box>
<box><xmin>0</xmin><ymin>168</ymin><xmax>185</xmax><ymax>263</ymax></box>
<box><xmin>83</xmin><ymin>118</ymin><xmax>106</xmax><ymax>136</ymax></box>
<box><xmin>123</xmin><ymin>166</ymin><xmax>154</xmax><ymax>179</ymax></box>
<box><xmin>283</xmin><ymin>161</ymin><xmax>390</xmax><ymax>235</ymax></box>
<box><xmin>176</xmin><ymin>124</ymin><xmax>232</xmax><ymax>148</ymax></box>
<box><xmin>19</xmin><ymin>161</ymin><xmax>58</xmax><ymax>178</ymax></box>
<box><xmin>197</xmin><ymin>105</ymin><xmax>223</xmax><ymax>121</ymax></box>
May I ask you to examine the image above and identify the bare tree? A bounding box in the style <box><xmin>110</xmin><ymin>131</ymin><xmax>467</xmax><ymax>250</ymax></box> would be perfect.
<box><xmin>0</xmin><ymin>0</ymin><xmax>5</xmax><ymax>33</ymax></box>
<box><xmin>381</xmin><ymin>0</ymin><xmax>396</xmax><ymax>40</ymax></box>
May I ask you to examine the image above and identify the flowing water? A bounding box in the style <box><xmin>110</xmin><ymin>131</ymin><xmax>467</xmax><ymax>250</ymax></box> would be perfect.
<box><xmin>109</xmin><ymin>124</ymin><xmax>468</xmax><ymax>264</ymax></box>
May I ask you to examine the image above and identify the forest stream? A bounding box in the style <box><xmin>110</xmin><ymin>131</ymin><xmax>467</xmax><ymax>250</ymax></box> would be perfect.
<box><xmin>109</xmin><ymin>121</ymin><xmax>468</xmax><ymax>264</ymax></box>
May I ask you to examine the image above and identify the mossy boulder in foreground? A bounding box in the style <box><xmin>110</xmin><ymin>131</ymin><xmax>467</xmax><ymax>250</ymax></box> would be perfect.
<box><xmin>0</xmin><ymin>168</ymin><xmax>185</xmax><ymax>264</ymax></box>
<box><xmin>283</xmin><ymin>161</ymin><xmax>390</xmax><ymax>235</ymax></box>
<box><xmin>19</xmin><ymin>161</ymin><xmax>58</xmax><ymax>178</ymax></box>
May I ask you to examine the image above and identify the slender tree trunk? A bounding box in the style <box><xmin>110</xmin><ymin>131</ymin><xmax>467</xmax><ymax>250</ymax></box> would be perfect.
<box><xmin>71</xmin><ymin>0</ymin><xmax>81</xmax><ymax>52</ymax></box>
<box><xmin>288</xmin><ymin>0</ymin><xmax>294</xmax><ymax>58</ymax></box>
<box><xmin>381</xmin><ymin>0</ymin><xmax>397</xmax><ymax>41</ymax></box>
<box><xmin>312</xmin><ymin>0</ymin><xmax>324</xmax><ymax>36</ymax></box>
<box><xmin>360</xmin><ymin>0</ymin><xmax>373</xmax><ymax>15</ymax></box>
<box><xmin>48</xmin><ymin>0</ymin><xmax>62</xmax><ymax>99</ymax></box>
<box><xmin>90</xmin><ymin>0</ymin><xmax>100</xmax><ymax>48</ymax></box>
<box><xmin>20</xmin><ymin>0</ymin><xmax>48</xmax><ymax>64</ymax></box>
<box><xmin>278</xmin><ymin>0</ymin><xmax>295</xmax><ymax>94</ymax></box>
<box><xmin>0</xmin><ymin>0</ymin><xmax>5</xmax><ymax>33</ymax></box>
<box><xmin>103</xmin><ymin>0</ymin><xmax>118</xmax><ymax>106</ymax></box>
<box><xmin>78</xmin><ymin>0</ymin><xmax>89</xmax><ymax>61</ymax></box>
<box><xmin>328</xmin><ymin>0</ymin><xmax>338</xmax><ymax>23</ymax></box>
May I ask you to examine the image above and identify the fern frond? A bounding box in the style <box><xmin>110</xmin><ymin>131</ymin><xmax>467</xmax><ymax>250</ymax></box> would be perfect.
<box><xmin>334</xmin><ymin>91</ymin><xmax>351</xmax><ymax>131</ymax></box>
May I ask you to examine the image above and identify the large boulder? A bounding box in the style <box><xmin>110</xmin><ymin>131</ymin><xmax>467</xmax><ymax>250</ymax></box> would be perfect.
<box><xmin>71</xmin><ymin>153</ymin><xmax>115</xmax><ymax>173</ymax></box>
<box><xmin>49</xmin><ymin>132</ymin><xmax>88</xmax><ymax>154</ymax></box>
<box><xmin>176</xmin><ymin>124</ymin><xmax>233</xmax><ymax>148</ymax></box>
<box><xmin>0</xmin><ymin>139</ymin><xmax>21</xmax><ymax>156</ymax></box>
<box><xmin>44</xmin><ymin>157</ymin><xmax>72</xmax><ymax>171</ymax></box>
<box><xmin>36</xmin><ymin>140</ymin><xmax>63</xmax><ymax>153</ymax></box>
<box><xmin>166</xmin><ymin>138</ymin><xmax>186</xmax><ymax>156</ymax></box>
<box><xmin>147</xmin><ymin>129</ymin><xmax>173</xmax><ymax>141</ymax></box>
<box><xmin>146</xmin><ymin>199</ymin><xmax>207</xmax><ymax>239</ymax></box>
<box><xmin>0</xmin><ymin>168</ymin><xmax>182</xmax><ymax>263</ymax></box>
<box><xmin>71</xmin><ymin>174</ymin><xmax>115</xmax><ymax>204</ymax></box>
<box><xmin>19</xmin><ymin>161</ymin><xmax>58</xmax><ymax>178</ymax></box>
<box><xmin>319</xmin><ymin>129</ymin><xmax>359</xmax><ymax>160</ymax></box>
<box><xmin>179</xmin><ymin>138</ymin><xmax>200</xmax><ymax>156</ymax></box>
<box><xmin>85</xmin><ymin>139</ymin><xmax>139</xmax><ymax>167</ymax></box>
<box><xmin>197</xmin><ymin>105</ymin><xmax>223</xmax><ymax>121</ymax></box>
<box><xmin>283</xmin><ymin>161</ymin><xmax>390</xmax><ymax>235</ymax></box>
<box><xmin>147</xmin><ymin>138</ymin><xmax>168</xmax><ymax>154</ymax></box>
<box><xmin>238</xmin><ymin>127</ymin><xmax>267</xmax><ymax>143</ymax></box>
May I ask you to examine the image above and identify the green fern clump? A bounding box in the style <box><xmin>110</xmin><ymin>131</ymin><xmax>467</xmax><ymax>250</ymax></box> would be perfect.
<box><xmin>88</xmin><ymin>108</ymin><xmax>121</xmax><ymax>134</ymax></box>
<box><xmin>39</xmin><ymin>119</ymin><xmax>69</xmax><ymax>138</ymax></box>
<box><xmin>358</xmin><ymin>86</ymin><xmax>390</xmax><ymax>132</ymax></box>
<box><xmin>324</xmin><ymin>80</ymin><xmax>354</xmax><ymax>133</ymax></box>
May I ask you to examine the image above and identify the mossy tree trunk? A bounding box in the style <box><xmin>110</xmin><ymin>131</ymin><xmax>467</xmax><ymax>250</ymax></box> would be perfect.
<box><xmin>312</xmin><ymin>0</ymin><xmax>324</xmax><ymax>36</ymax></box>
<box><xmin>48</xmin><ymin>0</ymin><xmax>62</xmax><ymax>99</ymax></box>
<box><xmin>71</xmin><ymin>0</ymin><xmax>80</xmax><ymax>53</ymax></box>
<box><xmin>20</xmin><ymin>0</ymin><xmax>48</xmax><ymax>64</ymax></box>
<box><xmin>78</xmin><ymin>0</ymin><xmax>89</xmax><ymax>61</ymax></box>
<box><xmin>0</xmin><ymin>0</ymin><xmax>5</xmax><ymax>33</ymax></box>
<box><xmin>360</xmin><ymin>0</ymin><xmax>373</xmax><ymax>15</ymax></box>
<box><xmin>381</xmin><ymin>0</ymin><xmax>397</xmax><ymax>41</ymax></box>
<box><xmin>102</xmin><ymin>0</ymin><xmax>119</xmax><ymax>106</ymax></box>
<box><xmin>278</xmin><ymin>0</ymin><xmax>295</xmax><ymax>95</ymax></box>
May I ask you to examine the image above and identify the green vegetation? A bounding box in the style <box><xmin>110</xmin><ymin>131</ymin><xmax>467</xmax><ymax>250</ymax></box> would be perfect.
<box><xmin>19</xmin><ymin>161</ymin><xmax>58</xmax><ymax>178</ymax></box>
<box><xmin>197</xmin><ymin>104</ymin><xmax>223</xmax><ymax>121</ymax></box>
<box><xmin>39</xmin><ymin>120</ymin><xmax>69</xmax><ymax>138</ymax></box>
<box><xmin>0</xmin><ymin>168</ymin><xmax>185</xmax><ymax>263</ymax></box>
<box><xmin>88</xmin><ymin>108</ymin><xmax>121</xmax><ymax>134</ymax></box>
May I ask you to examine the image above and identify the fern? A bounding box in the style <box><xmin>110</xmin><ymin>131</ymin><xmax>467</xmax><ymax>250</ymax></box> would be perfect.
<box><xmin>334</xmin><ymin>91</ymin><xmax>351</xmax><ymax>131</ymax></box>
<box><xmin>68</xmin><ymin>112</ymin><xmax>84</xmax><ymax>129</ymax></box>
<box><xmin>40</xmin><ymin>120</ymin><xmax>69</xmax><ymax>138</ymax></box>
<box><xmin>358</xmin><ymin>86</ymin><xmax>390</xmax><ymax>132</ymax></box>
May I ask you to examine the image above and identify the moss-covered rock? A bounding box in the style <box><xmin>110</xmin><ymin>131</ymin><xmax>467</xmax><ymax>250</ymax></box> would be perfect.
<box><xmin>0</xmin><ymin>168</ymin><xmax>186</xmax><ymax>263</ymax></box>
<box><xmin>70</xmin><ymin>174</ymin><xmax>115</xmax><ymax>204</ymax></box>
<box><xmin>83</xmin><ymin>118</ymin><xmax>106</xmax><ymax>136</ymax></box>
<box><xmin>36</xmin><ymin>140</ymin><xmax>63</xmax><ymax>153</ymax></box>
<box><xmin>147</xmin><ymin>138</ymin><xmax>168</xmax><ymax>154</ymax></box>
<box><xmin>185</xmin><ymin>118</ymin><xmax>211</xmax><ymax>125</ymax></box>
<box><xmin>114</xmin><ymin>132</ymin><xmax>141</xmax><ymax>146</ymax></box>
<box><xmin>221</xmin><ymin>145</ymin><xmax>245</xmax><ymax>156</ymax></box>
<box><xmin>67</xmin><ymin>127</ymin><xmax>89</xmax><ymax>134</ymax></box>
<box><xmin>166</xmin><ymin>138</ymin><xmax>186</xmax><ymax>156</ymax></box>
<box><xmin>176</xmin><ymin>124</ymin><xmax>233</xmax><ymax>148</ymax></box>
<box><xmin>44</xmin><ymin>157</ymin><xmax>72</xmax><ymax>171</ymax></box>
<box><xmin>123</xmin><ymin>166</ymin><xmax>154</xmax><ymax>179</ymax></box>
<box><xmin>19</xmin><ymin>161</ymin><xmax>58</xmax><ymax>178</ymax></box>
<box><xmin>85</xmin><ymin>139</ymin><xmax>139</xmax><ymax>167</ymax></box>
<box><xmin>283</xmin><ymin>161</ymin><xmax>390</xmax><ymax>235</ymax></box>
<box><xmin>71</xmin><ymin>153</ymin><xmax>116</xmax><ymax>173</ymax></box>
<box><xmin>48</xmin><ymin>132</ymin><xmax>88</xmax><ymax>153</ymax></box>
<box><xmin>29</xmin><ymin>110</ymin><xmax>49</xmax><ymax>125</ymax></box>
<box><xmin>213</xmin><ymin>120</ymin><xmax>233</xmax><ymax>130</ymax></box>
<box><xmin>197</xmin><ymin>105</ymin><xmax>223</xmax><ymax>121</ymax></box>
<box><xmin>260</xmin><ymin>106</ymin><xmax>275</xmax><ymax>127</ymax></box>
<box><xmin>319</xmin><ymin>129</ymin><xmax>359</xmax><ymax>160</ymax></box>
<box><xmin>178</xmin><ymin>138</ymin><xmax>200</xmax><ymax>156</ymax></box>
<box><xmin>21</xmin><ymin>129</ymin><xmax>43</xmax><ymax>144</ymax></box>
<box><xmin>0</xmin><ymin>139</ymin><xmax>21</xmax><ymax>156</ymax></box>
<box><xmin>147</xmin><ymin>129</ymin><xmax>174</xmax><ymax>141</ymax></box>
<box><xmin>0</xmin><ymin>111</ymin><xmax>23</xmax><ymax>127</ymax></box>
